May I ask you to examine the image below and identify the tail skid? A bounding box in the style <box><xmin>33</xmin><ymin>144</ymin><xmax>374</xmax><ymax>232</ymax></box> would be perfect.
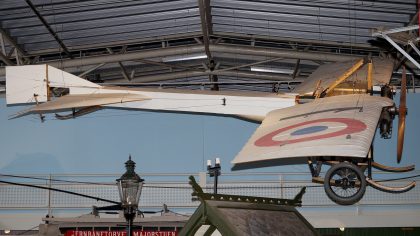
<box><xmin>366</xmin><ymin>178</ymin><xmax>415</xmax><ymax>193</ymax></box>
<box><xmin>372</xmin><ymin>161</ymin><xmax>415</xmax><ymax>172</ymax></box>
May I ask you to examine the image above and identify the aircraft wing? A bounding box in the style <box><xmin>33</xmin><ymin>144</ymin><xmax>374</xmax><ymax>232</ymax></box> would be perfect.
<box><xmin>10</xmin><ymin>93</ymin><xmax>150</xmax><ymax>119</ymax></box>
<box><xmin>292</xmin><ymin>58</ymin><xmax>394</xmax><ymax>95</ymax></box>
<box><xmin>231</xmin><ymin>94</ymin><xmax>394</xmax><ymax>170</ymax></box>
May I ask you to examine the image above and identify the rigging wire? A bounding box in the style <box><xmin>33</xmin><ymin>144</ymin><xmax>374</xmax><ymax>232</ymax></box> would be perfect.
<box><xmin>0</xmin><ymin>173</ymin><xmax>114</xmax><ymax>186</ymax></box>
<box><xmin>376</xmin><ymin>174</ymin><xmax>420</xmax><ymax>182</ymax></box>
<box><xmin>0</xmin><ymin>179</ymin><xmax>120</xmax><ymax>205</ymax></box>
<box><xmin>16</xmin><ymin>225</ymin><xmax>39</xmax><ymax>236</ymax></box>
<box><xmin>1</xmin><ymin>173</ymin><xmax>419</xmax><ymax>190</ymax></box>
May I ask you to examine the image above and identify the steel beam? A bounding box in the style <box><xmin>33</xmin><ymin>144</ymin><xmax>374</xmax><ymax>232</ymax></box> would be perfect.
<box><xmin>117</xmin><ymin>61</ymin><xmax>131</xmax><ymax>81</ymax></box>
<box><xmin>408</xmin><ymin>40</ymin><xmax>420</xmax><ymax>57</ymax></box>
<box><xmin>14</xmin><ymin>48</ymin><xmax>20</xmax><ymax>65</ymax></box>
<box><xmin>106</xmin><ymin>48</ymin><xmax>131</xmax><ymax>81</ymax></box>
<box><xmin>0</xmin><ymin>27</ymin><xmax>26</xmax><ymax>57</ymax></box>
<box><xmin>136</xmin><ymin>58</ymin><xmax>197</xmax><ymax>71</ymax></box>
<box><xmin>214</xmin><ymin>32</ymin><xmax>375</xmax><ymax>50</ymax></box>
<box><xmin>194</xmin><ymin>37</ymin><xmax>202</xmax><ymax>44</ymax></box>
<box><xmin>210</xmin><ymin>44</ymin><xmax>360</xmax><ymax>62</ymax></box>
<box><xmin>198</xmin><ymin>0</ymin><xmax>212</xmax><ymax>59</ymax></box>
<box><xmin>25</xmin><ymin>0</ymin><xmax>73</xmax><ymax>59</ymax></box>
<box><xmin>404</xmin><ymin>12</ymin><xmax>419</xmax><ymax>69</ymax></box>
<box><xmin>0</xmin><ymin>44</ymin><xmax>361</xmax><ymax>76</ymax></box>
<box><xmin>213</xmin><ymin>70</ymin><xmax>303</xmax><ymax>81</ymax></box>
<box><xmin>0</xmin><ymin>45</ymin><xmax>205</xmax><ymax>76</ymax></box>
<box><xmin>0</xmin><ymin>50</ymin><xmax>14</xmax><ymax>66</ymax></box>
<box><xmin>204</xmin><ymin>0</ymin><xmax>213</xmax><ymax>35</ymax></box>
<box><xmin>108</xmin><ymin>70</ymin><xmax>305</xmax><ymax>83</ymax></box>
<box><xmin>78</xmin><ymin>63</ymin><xmax>106</xmax><ymax>77</ymax></box>
<box><xmin>378</xmin><ymin>33</ymin><xmax>420</xmax><ymax>70</ymax></box>
<box><xmin>394</xmin><ymin>13</ymin><xmax>419</xmax><ymax>70</ymax></box>
<box><xmin>0</xmin><ymin>33</ymin><xmax>6</xmax><ymax>54</ymax></box>
<box><xmin>396</xmin><ymin>47</ymin><xmax>413</xmax><ymax>70</ymax></box>
<box><xmin>372</xmin><ymin>25</ymin><xmax>418</xmax><ymax>36</ymax></box>
<box><xmin>408</xmin><ymin>12</ymin><xmax>419</xmax><ymax>26</ymax></box>
<box><xmin>292</xmin><ymin>59</ymin><xmax>301</xmax><ymax>79</ymax></box>
<box><xmin>217</xmin><ymin>57</ymin><xmax>284</xmax><ymax>72</ymax></box>
<box><xmin>27</xmin><ymin>32</ymin><xmax>203</xmax><ymax>56</ymax></box>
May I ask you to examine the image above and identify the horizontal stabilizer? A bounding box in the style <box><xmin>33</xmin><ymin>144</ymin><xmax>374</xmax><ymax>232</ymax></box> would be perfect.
<box><xmin>10</xmin><ymin>93</ymin><xmax>150</xmax><ymax>119</ymax></box>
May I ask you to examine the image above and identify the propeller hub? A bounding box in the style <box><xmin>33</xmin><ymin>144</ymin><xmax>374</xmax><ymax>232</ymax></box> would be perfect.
<box><xmin>388</xmin><ymin>106</ymin><xmax>398</xmax><ymax>116</ymax></box>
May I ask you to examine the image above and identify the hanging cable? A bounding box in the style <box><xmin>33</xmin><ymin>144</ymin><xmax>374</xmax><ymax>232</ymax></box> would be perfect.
<box><xmin>1</xmin><ymin>173</ymin><xmax>418</xmax><ymax>190</ymax></box>
<box><xmin>0</xmin><ymin>173</ymin><xmax>114</xmax><ymax>186</ymax></box>
<box><xmin>0</xmin><ymin>179</ymin><xmax>120</xmax><ymax>205</ymax></box>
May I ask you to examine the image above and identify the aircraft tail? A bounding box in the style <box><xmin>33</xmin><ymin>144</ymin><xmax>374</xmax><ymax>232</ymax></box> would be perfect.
<box><xmin>6</xmin><ymin>65</ymin><xmax>100</xmax><ymax>105</ymax></box>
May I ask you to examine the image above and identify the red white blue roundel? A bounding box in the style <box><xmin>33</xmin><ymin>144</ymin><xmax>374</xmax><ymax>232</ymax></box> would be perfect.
<box><xmin>254</xmin><ymin>118</ymin><xmax>367</xmax><ymax>147</ymax></box>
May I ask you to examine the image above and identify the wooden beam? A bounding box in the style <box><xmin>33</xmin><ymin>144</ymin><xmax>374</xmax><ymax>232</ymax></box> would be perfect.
<box><xmin>324</xmin><ymin>58</ymin><xmax>366</xmax><ymax>96</ymax></box>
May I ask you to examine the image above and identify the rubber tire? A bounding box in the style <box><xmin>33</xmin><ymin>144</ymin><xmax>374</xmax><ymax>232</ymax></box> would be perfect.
<box><xmin>324</xmin><ymin>162</ymin><xmax>367</xmax><ymax>205</ymax></box>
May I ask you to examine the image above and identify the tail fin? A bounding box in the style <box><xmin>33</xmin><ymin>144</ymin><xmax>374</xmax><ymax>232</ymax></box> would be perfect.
<box><xmin>6</xmin><ymin>65</ymin><xmax>100</xmax><ymax>105</ymax></box>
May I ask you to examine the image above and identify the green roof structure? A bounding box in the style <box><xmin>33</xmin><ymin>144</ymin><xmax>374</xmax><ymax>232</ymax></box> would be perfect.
<box><xmin>179</xmin><ymin>176</ymin><xmax>319</xmax><ymax>236</ymax></box>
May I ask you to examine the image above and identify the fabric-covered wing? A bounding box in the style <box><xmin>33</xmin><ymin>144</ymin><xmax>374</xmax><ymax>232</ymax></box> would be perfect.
<box><xmin>10</xmin><ymin>93</ymin><xmax>150</xmax><ymax>119</ymax></box>
<box><xmin>293</xmin><ymin>58</ymin><xmax>394</xmax><ymax>95</ymax></box>
<box><xmin>232</xmin><ymin>94</ymin><xmax>394</xmax><ymax>170</ymax></box>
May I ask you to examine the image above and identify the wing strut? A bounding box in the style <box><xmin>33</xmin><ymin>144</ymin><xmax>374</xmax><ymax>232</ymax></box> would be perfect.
<box><xmin>33</xmin><ymin>93</ymin><xmax>45</xmax><ymax>122</ymax></box>
<box><xmin>55</xmin><ymin>106</ymin><xmax>102</xmax><ymax>120</ymax></box>
<box><xmin>322</xmin><ymin>58</ymin><xmax>367</xmax><ymax>97</ymax></box>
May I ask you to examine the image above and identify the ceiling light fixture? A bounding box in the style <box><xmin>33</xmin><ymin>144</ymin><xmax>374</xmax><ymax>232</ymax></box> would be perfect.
<box><xmin>250</xmin><ymin>66</ymin><xmax>294</xmax><ymax>74</ymax></box>
<box><xmin>162</xmin><ymin>53</ymin><xmax>207</xmax><ymax>62</ymax></box>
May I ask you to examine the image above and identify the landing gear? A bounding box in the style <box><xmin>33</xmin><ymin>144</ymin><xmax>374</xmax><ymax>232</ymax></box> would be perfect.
<box><xmin>323</xmin><ymin>162</ymin><xmax>366</xmax><ymax>205</ymax></box>
<box><xmin>309</xmin><ymin>156</ymin><xmax>415</xmax><ymax>205</ymax></box>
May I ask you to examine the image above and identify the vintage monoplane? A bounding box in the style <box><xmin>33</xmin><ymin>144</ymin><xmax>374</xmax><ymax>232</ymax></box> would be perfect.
<box><xmin>5</xmin><ymin>57</ymin><xmax>415</xmax><ymax>205</ymax></box>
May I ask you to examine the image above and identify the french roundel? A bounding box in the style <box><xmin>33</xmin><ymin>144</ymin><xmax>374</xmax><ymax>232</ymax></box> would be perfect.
<box><xmin>254</xmin><ymin>118</ymin><xmax>367</xmax><ymax>147</ymax></box>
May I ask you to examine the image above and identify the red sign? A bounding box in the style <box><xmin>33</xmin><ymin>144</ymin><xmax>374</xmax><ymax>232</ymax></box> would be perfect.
<box><xmin>65</xmin><ymin>231</ymin><xmax>177</xmax><ymax>236</ymax></box>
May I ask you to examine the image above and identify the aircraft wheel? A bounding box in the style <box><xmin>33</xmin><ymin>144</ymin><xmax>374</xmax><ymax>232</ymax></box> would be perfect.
<box><xmin>324</xmin><ymin>162</ymin><xmax>366</xmax><ymax>205</ymax></box>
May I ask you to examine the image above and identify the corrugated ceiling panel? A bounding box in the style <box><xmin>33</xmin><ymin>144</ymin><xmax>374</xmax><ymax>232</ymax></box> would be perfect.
<box><xmin>212</xmin><ymin>8</ymin><xmax>404</xmax><ymax>29</ymax></box>
<box><xmin>25</xmin><ymin>25</ymin><xmax>202</xmax><ymax>51</ymax></box>
<box><xmin>0</xmin><ymin>0</ymin><xmax>200</xmax><ymax>52</ymax></box>
<box><xmin>211</xmin><ymin>0</ymin><xmax>416</xmax><ymax>45</ymax></box>
<box><xmin>9</xmin><ymin>9</ymin><xmax>199</xmax><ymax>36</ymax></box>
<box><xmin>0</xmin><ymin>0</ymin><xmax>416</xmax><ymax>55</ymax></box>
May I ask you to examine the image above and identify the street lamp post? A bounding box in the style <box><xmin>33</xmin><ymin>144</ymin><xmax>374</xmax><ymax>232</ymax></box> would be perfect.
<box><xmin>116</xmin><ymin>155</ymin><xmax>144</xmax><ymax>236</ymax></box>
<box><xmin>207</xmin><ymin>158</ymin><xmax>221</xmax><ymax>194</ymax></box>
